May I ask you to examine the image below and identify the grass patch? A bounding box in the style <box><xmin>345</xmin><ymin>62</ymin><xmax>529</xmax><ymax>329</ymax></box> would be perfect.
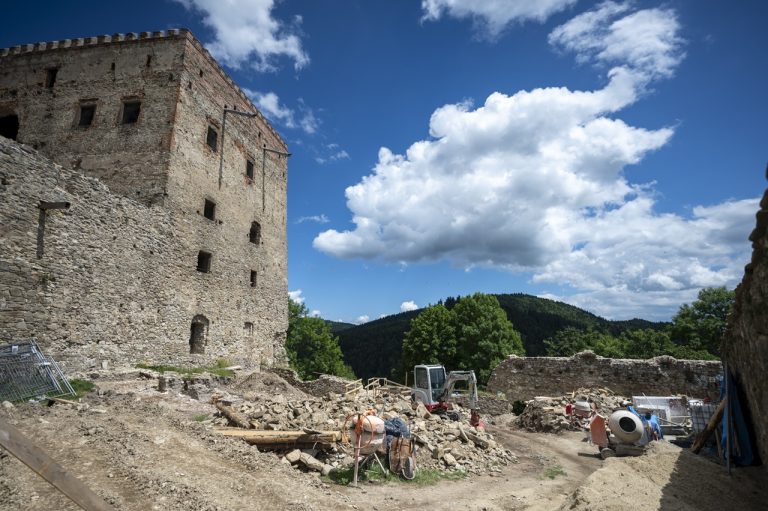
<box><xmin>136</xmin><ymin>361</ymin><xmax>234</xmax><ymax>378</ymax></box>
<box><xmin>194</xmin><ymin>414</ymin><xmax>209</xmax><ymax>422</ymax></box>
<box><xmin>69</xmin><ymin>379</ymin><xmax>95</xmax><ymax>399</ymax></box>
<box><xmin>541</xmin><ymin>464</ymin><xmax>566</xmax><ymax>480</ymax></box>
<box><xmin>325</xmin><ymin>463</ymin><xmax>466</xmax><ymax>487</ymax></box>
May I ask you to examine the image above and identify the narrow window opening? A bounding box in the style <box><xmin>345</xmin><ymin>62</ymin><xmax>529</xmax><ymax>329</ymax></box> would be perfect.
<box><xmin>121</xmin><ymin>100</ymin><xmax>141</xmax><ymax>124</ymax></box>
<box><xmin>250</xmin><ymin>270</ymin><xmax>257</xmax><ymax>287</ymax></box>
<box><xmin>189</xmin><ymin>315</ymin><xmax>209</xmax><ymax>354</ymax></box>
<box><xmin>244</xmin><ymin>322</ymin><xmax>254</xmax><ymax>336</ymax></box>
<box><xmin>0</xmin><ymin>115</ymin><xmax>19</xmax><ymax>140</ymax></box>
<box><xmin>249</xmin><ymin>222</ymin><xmax>261</xmax><ymax>245</ymax></box>
<box><xmin>203</xmin><ymin>199</ymin><xmax>216</xmax><ymax>220</ymax></box>
<box><xmin>78</xmin><ymin>104</ymin><xmax>96</xmax><ymax>128</ymax></box>
<box><xmin>196</xmin><ymin>251</ymin><xmax>212</xmax><ymax>273</ymax></box>
<box><xmin>110</xmin><ymin>62</ymin><xmax>115</xmax><ymax>72</ymax></box>
<box><xmin>199</xmin><ymin>69</ymin><xmax>204</xmax><ymax>77</ymax></box>
<box><xmin>246</xmin><ymin>159</ymin><xmax>254</xmax><ymax>180</ymax></box>
<box><xmin>206</xmin><ymin>125</ymin><xmax>218</xmax><ymax>151</ymax></box>
<box><xmin>145</xmin><ymin>55</ymin><xmax>152</xmax><ymax>67</ymax></box>
<box><xmin>45</xmin><ymin>68</ymin><xmax>58</xmax><ymax>88</ymax></box>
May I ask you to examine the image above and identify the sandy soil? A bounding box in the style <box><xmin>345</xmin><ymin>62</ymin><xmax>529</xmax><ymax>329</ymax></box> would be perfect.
<box><xmin>1</xmin><ymin>370</ymin><xmax>763</xmax><ymax>510</ymax></box>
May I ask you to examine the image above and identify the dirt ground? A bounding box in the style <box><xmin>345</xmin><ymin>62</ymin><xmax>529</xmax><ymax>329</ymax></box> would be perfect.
<box><xmin>1</xmin><ymin>370</ymin><xmax>765</xmax><ymax>510</ymax></box>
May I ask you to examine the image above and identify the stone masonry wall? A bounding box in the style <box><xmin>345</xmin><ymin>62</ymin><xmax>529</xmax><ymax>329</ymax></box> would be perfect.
<box><xmin>0</xmin><ymin>131</ymin><xmax>271</xmax><ymax>370</ymax></box>
<box><xmin>0</xmin><ymin>30</ymin><xmax>288</xmax><ymax>371</ymax></box>
<box><xmin>487</xmin><ymin>351</ymin><xmax>722</xmax><ymax>402</ymax></box>
<box><xmin>0</xmin><ymin>32</ymin><xmax>187</xmax><ymax>205</ymax></box>
<box><xmin>722</xmin><ymin>181</ymin><xmax>768</xmax><ymax>463</ymax></box>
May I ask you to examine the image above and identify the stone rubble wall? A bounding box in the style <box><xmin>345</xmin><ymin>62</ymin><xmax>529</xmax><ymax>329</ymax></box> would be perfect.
<box><xmin>486</xmin><ymin>351</ymin><xmax>722</xmax><ymax>402</ymax></box>
<box><xmin>0</xmin><ymin>138</ymin><xmax>276</xmax><ymax>370</ymax></box>
<box><xmin>722</xmin><ymin>182</ymin><xmax>768</xmax><ymax>463</ymax></box>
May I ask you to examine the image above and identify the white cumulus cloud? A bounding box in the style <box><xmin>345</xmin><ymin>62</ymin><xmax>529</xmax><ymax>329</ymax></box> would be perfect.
<box><xmin>314</xmin><ymin>4</ymin><xmax>758</xmax><ymax>319</ymax></box>
<box><xmin>355</xmin><ymin>315</ymin><xmax>370</xmax><ymax>324</ymax></box>
<box><xmin>296</xmin><ymin>214</ymin><xmax>330</xmax><ymax>224</ymax></box>
<box><xmin>288</xmin><ymin>289</ymin><xmax>304</xmax><ymax>304</ymax></box>
<box><xmin>244</xmin><ymin>90</ymin><xmax>318</xmax><ymax>135</ymax></box>
<box><xmin>400</xmin><ymin>301</ymin><xmax>420</xmax><ymax>312</ymax></box>
<box><xmin>176</xmin><ymin>0</ymin><xmax>308</xmax><ymax>71</ymax></box>
<box><xmin>549</xmin><ymin>1</ymin><xmax>685</xmax><ymax>80</ymax></box>
<box><xmin>421</xmin><ymin>0</ymin><xmax>578</xmax><ymax>37</ymax></box>
<box><xmin>309</xmin><ymin>310</ymin><xmax>321</xmax><ymax>318</ymax></box>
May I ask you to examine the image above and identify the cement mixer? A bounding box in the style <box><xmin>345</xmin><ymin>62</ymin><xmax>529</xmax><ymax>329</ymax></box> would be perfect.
<box><xmin>590</xmin><ymin>410</ymin><xmax>651</xmax><ymax>459</ymax></box>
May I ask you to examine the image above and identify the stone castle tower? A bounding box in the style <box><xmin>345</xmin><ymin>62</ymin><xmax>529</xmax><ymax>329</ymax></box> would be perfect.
<box><xmin>0</xmin><ymin>29</ymin><xmax>288</xmax><ymax>370</ymax></box>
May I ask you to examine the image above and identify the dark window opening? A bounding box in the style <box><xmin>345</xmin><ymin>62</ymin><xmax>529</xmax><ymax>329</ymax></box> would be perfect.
<box><xmin>249</xmin><ymin>221</ymin><xmax>261</xmax><ymax>245</ymax></box>
<box><xmin>0</xmin><ymin>115</ymin><xmax>19</xmax><ymax>140</ymax></box>
<box><xmin>189</xmin><ymin>314</ymin><xmax>209</xmax><ymax>354</ymax></box>
<box><xmin>110</xmin><ymin>62</ymin><xmax>115</xmax><ymax>72</ymax></box>
<box><xmin>244</xmin><ymin>322</ymin><xmax>254</xmax><ymax>335</ymax></box>
<box><xmin>196</xmin><ymin>251</ymin><xmax>212</xmax><ymax>273</ymax></box>
<box><xmin>121</xmin><ymin>100</ymin><xmax>141</xmax><ymax>124</ymax></box>
<box><xmin>250</xmin><ymin>270</ymin><xmax>257</xmax><ymax>287</ymax></box>
<box><xmin>246</xmin><ymin>159</ymin><xmax>254</xmax><ymax>180</ymax></box>
<box><xmin>78</xmin><ymin>104</ymin><xmax>96</xmax><ymax>128</ymax></box>
<box><xmin>199</xmin><ymin>69</ymin><xmax>204</xmax><ymax>77</ymax></box>
<box><xmin>206</xmin><ymin>126</ymin><xmax>218</xmax><ymax>151</ymax></box>
<box><xmin>45</xmin><ymin>68</ymin><xmax>58</xmax><ymax>88</ymax></box>
<box><xmin>203</xmin><ymin>199</ymin><xmax>216</xmax><ymax>220</ymax></box>
<box><xmin>145</xmin><ymin>55</ymin><xmax>152</xmax><ymax>67</ymax></box>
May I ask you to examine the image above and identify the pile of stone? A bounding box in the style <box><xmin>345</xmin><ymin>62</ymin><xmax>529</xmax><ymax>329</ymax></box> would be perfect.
<box><xmin>212</xmin><ymin>390</ymin><xmax>518</xmax><ymax>475</ymax></box>
<box><xmin>516</xmin><ymin>387</ymin><xmax>627</xmax><ymax>433</ymax></box>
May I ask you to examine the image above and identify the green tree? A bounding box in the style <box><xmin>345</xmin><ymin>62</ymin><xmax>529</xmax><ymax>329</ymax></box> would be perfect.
<box><xmin>401</xmin><ymin>304</ymin><xmax>457</xmax><ymax>371</ymax></box>
<box><xmin>544</xmin><ymin>327</ymin><xmax>624</xmax><ymax>358</ymax></box>
<box><xmin>452</xmin><ymin>293</ymin><xmax>524</xmax><ymax>384</ymax></box>
<box><xmin>286</xmin><ymin>299</ymin><xmax>355</xmax><ymax>380</ymax></box>
<box><xmin>619</xmin><ymin>329</ymin><xmax>675</xmax><ymax>359</ymax></box>
<box><xmin>670</xmin><ymin>287</ymin><xmax>734</xmax><ymax>357</ymax></box>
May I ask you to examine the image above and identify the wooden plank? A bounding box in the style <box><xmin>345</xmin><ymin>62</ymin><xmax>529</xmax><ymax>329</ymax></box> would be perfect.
<box><xmin>0</xmin><ymin>417</ymin><xmax>114</xmax><ymax>511</ymax></box>
<box><xmin>215</xmin><ymin>428</ymin><xmax>341</xmax><ymax>444</ymax></box>
<box><xmin>214</xmin><ymin>401</ymin><xmax>252</xmax><ymax>429</ymax></box>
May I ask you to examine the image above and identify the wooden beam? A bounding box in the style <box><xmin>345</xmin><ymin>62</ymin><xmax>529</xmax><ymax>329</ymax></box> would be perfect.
<box><xmin>691</xmin><ymin>398</ymin><xmax>726</xmax><ymax>454</ymax></box>
<box><xmin>215</xmin><ymin>428</ymin><xmax>341</xmax><ymax>446</ymax></box>
<box><xmin>214</xmin><ymin>401</ymin><xmax>252</xmax><ymax>430</ymax></box>
<box><xmin>0</xmin><ymin>417</ymin><xmax>114</xmax><ymax>511</ymax></box>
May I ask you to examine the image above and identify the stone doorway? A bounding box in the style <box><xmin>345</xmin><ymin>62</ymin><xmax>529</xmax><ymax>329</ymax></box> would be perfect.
<box><xmin>0</xmin><ymin>114</ymin><xmax>19</xmax><ymax>141</ymax></box>
<box><xmin>189</xmin><ymin>315</ymin><xmax>209</xmax><ymax>354</ymax></box>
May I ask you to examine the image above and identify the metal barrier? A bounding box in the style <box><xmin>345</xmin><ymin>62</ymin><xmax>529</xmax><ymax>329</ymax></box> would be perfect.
<box><xmin>0</xmin><ymin>342</ymin><xmax>75</xmax><ymax>402</ymax></box>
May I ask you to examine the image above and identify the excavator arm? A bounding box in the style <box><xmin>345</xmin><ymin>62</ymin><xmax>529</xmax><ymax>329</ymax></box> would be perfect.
<box><xmin>438</xmin><ymin>371</ymin><xmax>481</xmax><ymax>427</ymax></box>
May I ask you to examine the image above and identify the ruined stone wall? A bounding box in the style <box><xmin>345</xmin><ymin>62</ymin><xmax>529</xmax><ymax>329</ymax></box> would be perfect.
<box><xmin>722</xmin><ymin>183</ymin><xmax>768</xmax><ymax>463</ymax></box>
<box><xmin>487</xmin><ymin>351</ymin><xmax>722</xmax><ymax>402</ymax></box>
<box><xmin>0</xmin><ymin>31</ymin><xmax>188</xmax><ymax>205</ymax></box>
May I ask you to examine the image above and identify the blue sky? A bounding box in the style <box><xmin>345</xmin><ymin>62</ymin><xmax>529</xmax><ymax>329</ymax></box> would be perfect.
<box><xmin>2</xmin><ymin>1</ymin><xmax>766</xmax><ymax>323</ymax></box>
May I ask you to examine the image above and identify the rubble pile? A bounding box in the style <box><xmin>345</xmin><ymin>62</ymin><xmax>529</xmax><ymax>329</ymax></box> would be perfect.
<box><xmin>212</xmin><ymin>390</ymin><xmax>518</xmax><ymax>475</ymax></box>
<box><xmin>516</xmin><ymin>387</ymin><xmax>627</xmax><ymax>433</ymax></box>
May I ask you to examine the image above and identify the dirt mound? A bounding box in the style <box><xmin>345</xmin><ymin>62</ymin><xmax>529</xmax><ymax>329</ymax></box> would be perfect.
<box><xmin>231</xmin><ymin>371</ymin><xmax>309</xmax><ymax>401</ymax></box>
<box><xmin>559</xmin><ymin>441</ymin><xmax>768</xmax><ymax>511</ymax></box>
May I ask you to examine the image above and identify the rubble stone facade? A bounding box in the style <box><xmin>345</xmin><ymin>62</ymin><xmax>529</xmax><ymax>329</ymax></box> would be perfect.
<box><xmin>0</xmin><ymin>30</ymin><xmax>288</xmax><ymax>370</ymax></box>
<box><xmin>722</xmin><ymin>181</ymin><xmax>768</xmax><ymax>463</ymax></box>
<box><xmin>487</xmin><ymin>351</ymin><xmax>722</xmax><ymax>402</ymax></box>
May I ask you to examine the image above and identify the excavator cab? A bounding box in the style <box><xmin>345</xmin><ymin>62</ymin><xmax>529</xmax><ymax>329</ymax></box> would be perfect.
<box><xmin>412</xmin><ymin>365</ymin><xmax>447</xmax><ymax>406</ymax></box>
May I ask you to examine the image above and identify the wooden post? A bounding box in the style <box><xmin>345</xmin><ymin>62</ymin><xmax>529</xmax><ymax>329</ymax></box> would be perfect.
<box><xmin>0</xmin><ymin>417</ymin><xmax>114</xmax><ymax>511</ymax></box>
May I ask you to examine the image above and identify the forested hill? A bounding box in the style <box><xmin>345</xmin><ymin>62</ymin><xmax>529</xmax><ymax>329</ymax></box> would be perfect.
<box><xmin>336</xmin><ymin>293</ymin><xmax>667</xmax><ymax>381</ymax></box>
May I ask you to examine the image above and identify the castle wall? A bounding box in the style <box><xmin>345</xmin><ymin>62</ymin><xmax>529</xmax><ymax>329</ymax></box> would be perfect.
<box><xmin>722</xmin><ymin>183</ymin><xmax>768</xmax><ymax>463</ymax></box>
<box><xmin>487</xmin><ymin>351</ymin><xmax>722</xmax><ymax>402</ymax></box>
<box><xmin>0</xmin><ymin>30</ymin><xmax>288</xmax><ymax>371</ymax></box>
<box><xmin>0</xmin><ymin>32</ymin><xmax>187</xmax><ymax>205</ymax></box>
<box><xmin>0</xmin><ymin>137</ymin><xmax>277</xmax><ymax>369</ymax></box>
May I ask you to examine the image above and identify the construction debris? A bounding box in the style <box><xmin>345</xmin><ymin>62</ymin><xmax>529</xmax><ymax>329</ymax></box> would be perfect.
<box><xmin>516</xmin><ymin>387</ymin><xmax>627</xmax><ymax>433</ymax></box>
<box><xmin>209</xmin><ymin>380</ymin><xmax>518</xmax><ymax>475</ymax></box>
